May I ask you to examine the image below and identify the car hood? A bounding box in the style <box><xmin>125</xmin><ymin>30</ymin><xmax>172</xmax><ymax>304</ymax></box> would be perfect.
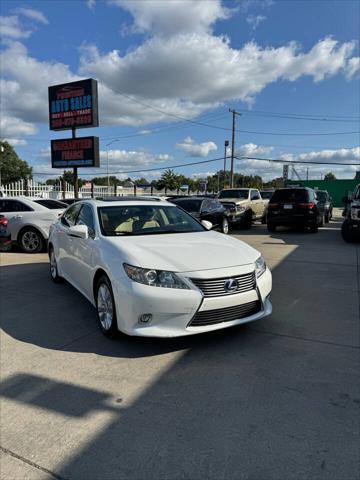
<box><xmin>105</xmin><ymin>231</ymin><xmax>260</xmax><ymax>272</ymax></box>
<box><xmin>219</xmin><ymin>198</ymin><xmax>248</xmax><ymax>205</ymax></box>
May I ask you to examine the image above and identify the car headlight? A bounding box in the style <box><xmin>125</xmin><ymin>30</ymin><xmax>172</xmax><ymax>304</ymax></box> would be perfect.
<box><xmin>123</xmin><ymin>263</ymin><xmax>190</xmax><ymax>289</ymax></box>
<box><xmin>351</xmin><ymin>207</ymin><xmax>360</xmax><ymax>220</ymax></box>
<box><xmin>236</xmin><ymin>205</ymin><xmax>246</xmax><ymax>212</ymax></box>
<box><xmin>255</xmin><ymin>255</ymin><xmax>266</xmax><ymax>278</ymax></box>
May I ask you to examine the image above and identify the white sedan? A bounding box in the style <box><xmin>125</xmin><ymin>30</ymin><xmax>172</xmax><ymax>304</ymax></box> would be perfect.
<box><xmin>48</xmin><ymin>198</ymin><xmax>272</xmax><ymax>338</ymax></box>
<box><xmin>0</xmin><ymin>197</ymin><xmax>65</xmax><ymax>253</ymax></box>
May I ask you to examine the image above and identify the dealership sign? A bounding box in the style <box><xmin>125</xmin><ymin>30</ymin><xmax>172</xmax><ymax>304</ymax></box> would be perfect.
<box><xmin>48</xmin><ymin>79</ymin><xmax>98</xmax><ymax>131</ymax></box>
<box><xmin>51</xmin><ymin>137</ymin><xmax>99</xmax><ymax>168</ymax></box>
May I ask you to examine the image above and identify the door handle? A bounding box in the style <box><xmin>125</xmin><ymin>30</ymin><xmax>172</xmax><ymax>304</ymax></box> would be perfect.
<box><xmin>14</xmin><ymin>215</ymin><xmax>23</xmax><ymax>219</ymax></box>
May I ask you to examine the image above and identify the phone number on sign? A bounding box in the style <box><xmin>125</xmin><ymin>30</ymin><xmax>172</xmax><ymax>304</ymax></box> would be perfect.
<box><xmin>51</xmin><ymin>115</ymin><xmax>92</xmax><ymax>128</ymax></box>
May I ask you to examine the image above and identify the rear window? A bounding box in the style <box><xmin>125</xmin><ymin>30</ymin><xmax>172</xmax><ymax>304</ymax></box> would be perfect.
<box><xmin>271</xmin><ymin>189</ymin><xmax>308</xmax><ymax>203</ymax></box>
<box><xmin>34</xmin><ymin>199</ymin><xmax>67</xmax><ymax>209</ymax></box>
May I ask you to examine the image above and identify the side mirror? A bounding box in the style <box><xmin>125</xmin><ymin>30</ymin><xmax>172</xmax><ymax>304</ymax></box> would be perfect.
<box><xmin>68</xmin><ymin>224</ymin><xmax>88</xmax><ymax>239</ymax></box>
<box><xmin>201</xmin><ymin>220</ymin><xmax>213</xmax><ymax>230</ymax></box>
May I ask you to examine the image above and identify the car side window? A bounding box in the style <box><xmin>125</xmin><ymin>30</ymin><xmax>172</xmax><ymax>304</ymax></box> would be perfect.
<box><xmin>61</xmin><ymin>203</ymin><xmax>82</xmax><ymax>227</ymax></box>
<box><xmin>251</xmin><ymin>190</ymin><xmax>260</xmax><ymax>200</ymax></box>
<box><xmin>76</xmin><ymin>204</ymin><xmax>95</xmax><ymax>238</ymax></box>
<box><xmin>0</xmin><ymin>200</ymin><xmax>33</xmax><ymax>212</ymax></box>
<box><xmin>201</xmin><ymin>200</ymin><xmax>211</xmax><ymax>212</ymax></box>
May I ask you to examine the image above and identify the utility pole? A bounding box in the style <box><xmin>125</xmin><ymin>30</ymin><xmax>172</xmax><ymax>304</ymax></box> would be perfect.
<box><xmin>223</xmin><ymin>140</ymin><xmax>229</xmax><ymax>189</ymax></box>
<box><xmin>229</xmin><ymin>109</ymin><xmax>241</xmax><ymax>188</ymax></box>
<box><xmin>72</xmin><ymin>127</ymin><xmax>78</xmax><ymax>199</ymax></box>
<box><xmin>306</xmin><ymin>167</ymin><xmax>309</xmax><ymax>181</ymax></box>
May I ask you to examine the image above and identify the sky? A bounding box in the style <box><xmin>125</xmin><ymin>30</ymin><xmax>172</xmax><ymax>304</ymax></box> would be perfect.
<box><xmin>0</xmin><ymin>0</ymin><xmax>359</xmax><ymax>183</ymax></box>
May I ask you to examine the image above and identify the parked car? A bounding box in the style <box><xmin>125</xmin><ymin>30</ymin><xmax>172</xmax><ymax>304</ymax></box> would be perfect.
<box><xmin>169</xmin><ymin>196</ymin><xmax>229</xmax><ymax>233</ymax></box>
<box><xmin>267</xmin><ymin>187</ymin><xmax>324</xmax><ymax>233</ymax></box>
<box><xmin>341</xmin><ymin>184</ymin><xmax>360</xmax><ymax>242</ymax></box>
<box><xmin>260</xmin><ymin>190</ymin><xmax>275</xmax><ymax>202</ymax></box>
<box><xmin>0</xmin><ymin>197</ymin><xmax>65</xmax><ymax>253</ymax></box>
<box><xmin>0</xmin><ymin>215</ymin><xmax>11</xmax><ymax>251</ymax></box>
<box><xmin>218</xmin><ymin>188</ymin><xmax>266</xmax><ymax>229</ymax></box>
<box><xmin>48</xmin><ymin>198</ymin><xmax>272</xmax><ymax>338</ymax></box>
<box><xmin>315</xmin><ymin>190</ymin><xmax>333</xmax><ymax>222</ymax></box>
<box><xmin>29</xmin><ymin>198</ymin><xmax>68</xmax><ymax>210</ymax></box>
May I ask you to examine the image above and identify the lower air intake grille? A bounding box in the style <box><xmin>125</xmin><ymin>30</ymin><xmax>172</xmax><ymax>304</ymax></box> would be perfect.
<box><xmin>189</xmin><ymin>300</ymin><xmax>261</xmax><ymax>327</ymax></box>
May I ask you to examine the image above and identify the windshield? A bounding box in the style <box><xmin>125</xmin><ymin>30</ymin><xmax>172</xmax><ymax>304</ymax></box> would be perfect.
<box><xmin>218</xmin><ymin>189</ymin><xmax>249</xmax><ymax>199</ymax></box>
<box><xmin>98</xmin><ymin>205</ymin><xmax>206</xmax><ymax>236</ymax></box>
<box><xmin>316</xmin><ymin>191</ymin><xmax>328</xmax><ymax>202</ymax></box>
<box><xmin>171</xmin><ymin>199</ymin><xmax>202</xmax><ymax>212</ymax></box>
<box><xmin>260</xmin><ymin>191</ymin><xmax>274</xmax><ymax>200</ymax></box>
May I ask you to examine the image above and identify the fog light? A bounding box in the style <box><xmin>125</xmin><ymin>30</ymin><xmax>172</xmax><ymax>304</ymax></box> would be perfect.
<box><xmin>139</xmin><ymin>313</ymin><xmax>152</xmax><ymax>324</ymax></box>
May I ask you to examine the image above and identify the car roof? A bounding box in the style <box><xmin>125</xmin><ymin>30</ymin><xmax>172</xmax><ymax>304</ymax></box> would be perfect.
<box><xmin>1</xmin><ymin>196</ymin><xmax>48</xmax><ymax>210</ymax></box>
<box><xmin>79</xmin><ymin>197</ymin><xmax>173</xmax><ymax>207</ymax></box>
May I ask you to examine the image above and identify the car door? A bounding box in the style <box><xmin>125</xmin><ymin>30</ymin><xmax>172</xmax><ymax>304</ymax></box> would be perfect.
<box><xmin>67</xmin><ymin>203</ymin><xmax>96</xmax><ymax>299</ymax></box>
<box><xmin>56</xmin><ymin>202</ymin><xmax>82</xmax><ymax>278</ymax></box>
<box><xmin>250</xmin><ymin>190</ymin><xmax>263</xmax><ymax>219</ymax></box>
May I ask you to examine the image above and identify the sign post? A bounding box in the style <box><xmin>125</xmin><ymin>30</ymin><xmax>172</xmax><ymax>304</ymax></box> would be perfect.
<box><xmin>48</xmin><ymin>78</ymin><xmax>99</xmax><ymax>198</ymax></box>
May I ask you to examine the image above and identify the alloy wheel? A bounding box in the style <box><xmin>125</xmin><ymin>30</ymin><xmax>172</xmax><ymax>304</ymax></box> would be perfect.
<box><xmin>97</xmin><ymin>283</ymin><xmax>114</xmax><ymax>331</ymax></box>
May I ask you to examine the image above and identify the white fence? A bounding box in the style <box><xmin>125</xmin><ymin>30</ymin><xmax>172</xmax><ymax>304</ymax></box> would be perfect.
<box><xmin>0</xmin><ymin>179</ymin><xmax>185</xmax><ymax>199</ymax></box>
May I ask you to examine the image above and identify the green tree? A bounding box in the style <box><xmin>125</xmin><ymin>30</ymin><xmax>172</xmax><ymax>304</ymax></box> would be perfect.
<box><xmin>324</xmin><ymin>172</ymin><xmax>336</xmax><ymax>181</ymax></box>
<box><xmin>61</xmin><ymin>170</ymin><xmax>85</xmax><ymax>187</ymax></box>
<box><xmin>0</xmin><ymin>141</ymin><xmax>32</xmax><ymax>184</ymax></box>
<box><xmin>155</xmin><ymin>169</ymin><xmax>179</xmax><ymax>190</ymax></box>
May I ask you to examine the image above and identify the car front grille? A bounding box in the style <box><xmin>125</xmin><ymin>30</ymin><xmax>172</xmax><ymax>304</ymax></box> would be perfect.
<box><xmin>189</xmin><ymin>300</ymin><xmax>261</xmax><ymax>327</ymax></box>
<box><xmin>190</xmin><ymin>271</ymin><xmax>256</xmax><ymax>298</ymax></box>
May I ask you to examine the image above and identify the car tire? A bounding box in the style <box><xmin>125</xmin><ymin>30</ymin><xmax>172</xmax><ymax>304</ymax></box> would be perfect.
<box><xmin>309</xmin><ymin>223</ymin><xmax>318</xmax><ymax>233</ymax></box>
<box><xmin>261</xmin><ymin>214</ymin><xmax>267</xmax><ymax>224</ymax></box>
<box><xmin>325</xmin><ymin>214</ymin><xmax>329</xmax><ymax>223</ymax></box>
<box><xmin>49</xmin><ymin>246</ymin><xmax>63</xmax><ymax>283</ymax></box>
<box><xmin>242</xmin><ymin>211</ymin><xmax>252</xmax><ymax>230</ymax></box>
<box><xmin>341</xmin><ymin>220</ymin><xmax>355</xmax><ymax>243</ymax></box>
<box><xmin>95</xmin><ymin>275</ymin><xmax>118</xmax><ymax>338</ymax></box>
<box><xmin>221</xmin><ymin>217</ymin><xmax>229</xmax><ymax>234</ymax></box>
<box><xmin>19</xmin><ymin>227</ymin><xmax>44</xmax><ymax>253</ymax></box>
<box><xmin>267</xmin><ymin>223</ymin><xmax>276</xmax><ymax>232</ymax></box>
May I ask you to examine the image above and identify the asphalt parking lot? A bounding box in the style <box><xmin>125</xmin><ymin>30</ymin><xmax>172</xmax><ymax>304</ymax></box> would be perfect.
<box><xmin>0</xmin><ymin>210</ymin><xmax>359</xmax><ymax>480</ymax></box>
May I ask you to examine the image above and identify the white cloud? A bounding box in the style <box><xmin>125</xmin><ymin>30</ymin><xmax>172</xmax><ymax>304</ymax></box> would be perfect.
<box><xmin>15</xmin><ymin>7</ymin><xmax>49</xmax><ymax>24</ymax></box>
<box><xmin>0</xmin><ymin>116</ymin><xmax>37</xmax><ymax>137</ymax></box>
<box><xmin>0</xmin><ymin>16</ymin><xmax>32</xmax><ymax>39</ymax></box>
<box><xmin>246</xmin><ymin>15</ymin><xmax>266</xmax><ymax>30</ymax></box>
<box><xmin>86</xmin><ymin>0</ymin><xmax>96</xmax><ymax>11</ymax></box>
<box><xmin>232</xmin><ymin>146</ymin><xmax>360</xmax><ymax>181</ymax></box>
<box><xmin>100</xmin><ymin>149</ymin><xmax>172</xmax><ymax>171</ymax></box>
<box><xmin>345</xmin><ymin>57</ymin><xmax>360</xmax><ymax>79</ymax></box>
<box><xmin>80</xmin><ymin>35</ymin><xmax>357</xmax><ymax>109</ymax></box>
<box><xmin>192</xmin><ymin>171</ymin><xmax>216</xmax><ymax>179</ymax></box>
<box><xmin>176</xmin><ymin>137</ymin><xmax>218</xmax><ymax>157</ymax></box>
<box><xmin>109</xmin><ymin>0</ymin><xmax>231</xmax><ymax>37</ymax></box>
<box><xmin>236</xmin><ymin>143</ymin><xmax>274</xmax><ymax>157</ymax></box>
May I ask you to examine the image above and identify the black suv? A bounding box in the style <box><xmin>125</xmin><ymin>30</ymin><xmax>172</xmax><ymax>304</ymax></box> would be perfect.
<box><xmin>267</xmin><ymin>187</ymin><xmax>324</xmax><ymax>233</ymax></box>
<box><xmin>315</xmin><ymin>190</ymin><xmax>333</xmax><ymax>223</ymax></box>
<box><xmin>169</xmin><ymin>196</ymin><xmax>229</xmax><ymax>233</ymax></box>
<box><xmin>341</xmin><ymin>184</ymin><xmax>360</xmax><ymax>242</ymax></box>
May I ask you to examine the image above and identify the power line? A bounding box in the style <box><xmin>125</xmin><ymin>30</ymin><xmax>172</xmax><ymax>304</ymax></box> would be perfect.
<box><xmin>235</xmin><ymin>108</ymin><xmax>360</xmax><ymax>122</ymax></box>
<box><xmin>30</xmin><ymin>154</ymin><xmax>359</xmax><ymax>177</ymax></box>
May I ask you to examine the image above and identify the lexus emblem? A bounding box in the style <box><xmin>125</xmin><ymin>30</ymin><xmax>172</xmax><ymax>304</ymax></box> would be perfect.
<box><xmin>224</xmin><ymin>279</ymin><xmax>237</xmax><ymax>292</ymax></box>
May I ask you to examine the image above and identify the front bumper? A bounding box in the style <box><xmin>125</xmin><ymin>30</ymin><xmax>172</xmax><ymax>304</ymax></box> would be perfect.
<box><xmin>111</xmin><ymin>266</ymin><xmax>272</xmax><ymax>337</ymax></box>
